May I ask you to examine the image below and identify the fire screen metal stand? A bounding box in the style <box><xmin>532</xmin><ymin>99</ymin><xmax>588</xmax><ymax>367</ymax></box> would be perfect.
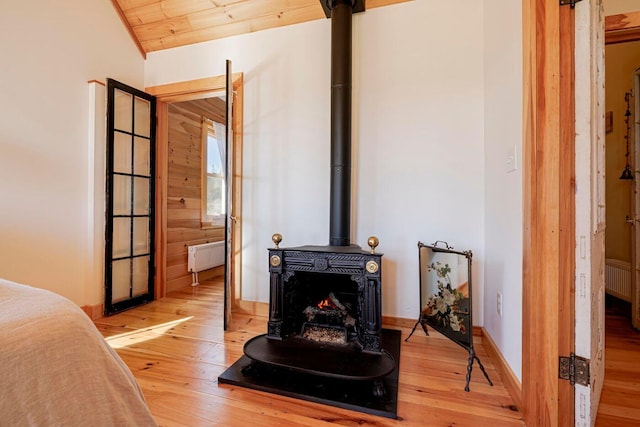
<box><xmin>406</xmin><ymin>241</ymin><xmax>493</xmax><ymax>392</ymax></box>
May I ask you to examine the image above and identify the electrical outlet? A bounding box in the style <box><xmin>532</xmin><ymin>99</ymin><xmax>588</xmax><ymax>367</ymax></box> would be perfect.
<box><xmin>497</xmin><ymin>292</ymin><xmax>503</xmax><ymax>317</ymax></box>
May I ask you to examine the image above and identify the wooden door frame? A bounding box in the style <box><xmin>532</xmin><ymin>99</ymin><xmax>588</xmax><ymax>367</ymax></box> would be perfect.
<box><xmin>522</xmin><ymin>1</ymin><xmax>575</xmax><ymax>424</ymax></box>
<box><xmin>605</xmin><ymin>11</ymin><xmax>640</xmax><ymax>44</ymax></box>
<box><xmin>522</xmin><ymin>7</ymin><xmax>640</xmax><ymax>425</ymax></box>
<box><xmin>634</xmin><ymin>69</ymin><xmax>640</xmax><ymax>331</ymax></box>
<box><xmin>146</xmin><ymin>74</ymin><xmax>244</xmax><ymax>306</ymax></box>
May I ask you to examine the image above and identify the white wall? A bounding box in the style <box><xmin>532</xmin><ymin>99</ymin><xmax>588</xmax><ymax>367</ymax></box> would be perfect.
<box><xmin>146</xmin><ymin>0</ymin><xmax>486</xmax><ymax>321</ymax></box>
<box><xmin>483</xmin><ymin>0</ymin><xmax>523</xmax><ymax>380</ymax></box>
<box><xmin>0</xmin><ymin>0</ymin><xmax>145</xmax><ymax>305</ymax></box>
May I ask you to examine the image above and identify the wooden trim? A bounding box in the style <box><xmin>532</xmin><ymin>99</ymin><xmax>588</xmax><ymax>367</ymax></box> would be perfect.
<box><xmin>605</xmin><ymin>10</ymin><xmax>640</xmax><ymax>31</ymax></box>
<box><xmin>605</xmin><ymin>11</ymin><xmax>640</xmax><ymax>44</ymax></box>
<box><xmin>146</xmin><ymin>74</ymin><xmax>241</xmax><ymax>99</ymax></box>
<box><xmin>559</xmin><ymin>5</ymin><xmax>576</xmax><ymax>427</ymax></box>
<box><xmin>481</xmin><ymin>328</ymin><xmax>523</xmax><ymax>412</ymax></box>
<box><xmin>200</xmin><ymin>117</ymin><xmax>209</xmax><ymax>226</ymax></box>
<box><xmin>605</xmin><ymin>28</ymin><xmax>640</xmax><ymax>45</ymax></box>
<box><xmin>195</xmin><ymin>266</ymin><xmax>224</xmax><ymax>282</ymax></box>
<box><xmin>233</xmin><ymin>300</ymin><xmax>268</xmax><ymax>317</ymax></box>
<box><xmin>382</xmin><ymin>315</ymin><xmax>417</xmax><ymax>330</ymax></box>
<box><xmin>521</xmin><ymin>0</ymin><xmax>534</xmax><ymax>417</ymax></box>
<box><xmin>87</xmin><ymin>80</ymin><xmax>105</xmax><ymax>86</ymax></box>
<box><xmin>155</xmin><ymin>102</ymin><xmax>169</xmax><ymax>300</ymax></box>
<box><xmin>109</xmin><ymin>0</ymin><xmax>146</xmax><ymax>59</ymax></box>
<box><xmin>522</xmin><ymin>0</ymin><xmax>575</xmax><ymax>424</ymax></box>
<box><xmin>231</xmin><ymin>75</ymin><xmax>244</xmax><ymax>307</ymax></box>
<box><xmin>148</xmin><ymin>74</ymin><xmax>244</xmax><ymax>309</ymax></box>
<box><xmin>81</xmin><ymin>303</ymin><xmax>104</xmax><ymax>320</ymax></box>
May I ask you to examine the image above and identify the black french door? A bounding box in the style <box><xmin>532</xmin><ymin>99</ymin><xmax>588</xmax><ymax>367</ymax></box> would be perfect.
<box><xmin>104</xmin><ymin>79</ymin><xmax>156</xmax><ymax>315</ymax></box>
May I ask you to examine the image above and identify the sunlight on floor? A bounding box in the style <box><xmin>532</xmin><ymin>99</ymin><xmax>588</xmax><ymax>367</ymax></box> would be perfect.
<box><xmin>106</xmin><ymin>317</ymin><xmax>194</xmax><ymax>349</ymax></box>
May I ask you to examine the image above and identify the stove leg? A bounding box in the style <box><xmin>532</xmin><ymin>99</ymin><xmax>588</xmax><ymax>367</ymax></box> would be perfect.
<box><xmin>372</xmin><ymin>380</ymin><xmax>386</xmax><ymax>398</ymax></box>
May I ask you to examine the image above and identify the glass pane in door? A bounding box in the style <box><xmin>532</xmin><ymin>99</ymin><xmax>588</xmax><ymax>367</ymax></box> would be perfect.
<box><xmin>133</xmin><ymin>177</ymin><xmax>149</xmax><ymax>215</ymax></box>
<box><xmin>113</xmin><ymin>175</ymin><xmax>131</xmax><ymax>215</ymax></box>
<box><xmin>114</xmin><ymin>89</ymin><xmax>132</xmax><ymax>133</ymax></box>
<box><xmin>133</xmin><ymin>218</ymin><xmax>149</xmax><ymax>256</ymax></box>
<box><xmin>112</xmin><ymin>218</ymin><xmax>131</xmax><ymax>258</ymax></box>
<box><xmin>114</xmin><ymin>133</ymin><xmax>132</xmax><ymax>173</ymax></box>
<box><xmin>134</xmin><ymin>137</ymin><xmax>150</xmax><ymax>176</ymax></box>
<box><xmin>134</xmin><ymin>97</ymin><xmax>151</xmax><ymax>137</ymax></box>
<box><xmin>112</xmin><ymin>259</ymin><xmax>131</xmax><ymax>303</ymax></box>
<box><xmin>132</xmin><ymin>256</ymin><xmax>149</xmax><ymax>297</ymax></box>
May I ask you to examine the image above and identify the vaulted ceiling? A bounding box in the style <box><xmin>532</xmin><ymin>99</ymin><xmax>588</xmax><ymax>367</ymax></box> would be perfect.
<box><xmin>110</xmin><ymin>0</ymin><xmax>411</xmax><ymax>57</ymax></box>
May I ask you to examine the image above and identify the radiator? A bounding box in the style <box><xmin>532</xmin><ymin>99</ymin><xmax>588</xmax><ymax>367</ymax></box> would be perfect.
<box><xmin>188</xmin><ymin>241</ymin><xmax>225</xmax><ymax>286</ymax></box>
<box><xmin>605</xmin><ymin>258</ymin><xmax>632</xmax><ymax>302</ymax></box>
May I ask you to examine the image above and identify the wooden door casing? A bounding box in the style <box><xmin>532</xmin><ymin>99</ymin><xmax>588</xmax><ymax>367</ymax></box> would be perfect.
<box><xmin>147</xmin><ymin>74</ymin><xmax>244</xmax><ymax>317</ymax></box>
<box><xmin>522</xmin><ymin>0</ymin><xmax>575</xmax><ymax>424</ymax></box>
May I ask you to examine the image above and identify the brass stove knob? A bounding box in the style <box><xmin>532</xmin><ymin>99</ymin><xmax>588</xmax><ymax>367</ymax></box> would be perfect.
<box><xmin>270</xmin><ymin>255</ymin><xmax>281</xmax><ymax>267</ymax></box>
<box><xmin>367</xmin><ymin>236</ymin><xmax>379</xmax><ymax>254</ymax></box>
<box><xmin>272</xmin><ymin>233</ymin><xmax>282</xmax><ymax>249</ymax></box>
<box><xmin>366</xmin><ymin>260</ymin><xmax>379</xmax><ymax>274</ymax></box>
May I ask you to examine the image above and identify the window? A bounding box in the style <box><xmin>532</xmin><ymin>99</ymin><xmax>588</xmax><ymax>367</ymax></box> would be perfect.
<box><xmin>202</xmin><ymin>120</ymin><xmax>226</xmax><ymax>227</ymax></box>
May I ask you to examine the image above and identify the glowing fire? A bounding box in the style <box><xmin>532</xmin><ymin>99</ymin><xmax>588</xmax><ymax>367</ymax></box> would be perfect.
<box><xmin>317</xmin><ymin>298</ymin><xmax>338</xmax><ymax>310</ymax></box>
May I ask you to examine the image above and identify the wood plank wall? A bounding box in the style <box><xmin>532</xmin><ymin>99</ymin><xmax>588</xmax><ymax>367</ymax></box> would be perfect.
<box><xmin>167</xmin><ymin>104</ymin><xmax>224</xmax><ymax>292</ymax></box>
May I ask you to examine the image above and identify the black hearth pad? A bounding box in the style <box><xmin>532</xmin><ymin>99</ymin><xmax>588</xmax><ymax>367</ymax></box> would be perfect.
<box><xmin>218</xmin><ymin>328</ymin><xmax>401</xmax><ymax>419</ymax></box>
<box><xmin>242</xmin><ymin>334</ymin><xmax>395</xmax><ymax>380</ymax></box>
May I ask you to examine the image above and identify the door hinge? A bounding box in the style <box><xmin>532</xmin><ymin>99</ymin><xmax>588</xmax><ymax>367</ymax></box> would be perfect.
<box><xmin>559</xmin><ymin>353</ymin><xmax>590</xmax><ymax>386</ymax></box>
<box><xmin>560</xmin><ymin>0</ymin><xmax>583</xmax><ymax>7</ymax></box>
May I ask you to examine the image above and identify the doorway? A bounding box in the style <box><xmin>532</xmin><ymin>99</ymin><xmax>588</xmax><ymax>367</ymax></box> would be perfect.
<box><xmin>162</xmin><ymin>96</ymin><xmax>227</xmax><ymax>293</ymax></box>
<box><xmin>595</xmin><ymin>8</ymin><xmax>640</xmax><ymax>425</ymax></box>
<box><xmin>147</xmin><ymin>73</ymin><xmax>244</xmax><ymax>326</ymax></box>
<box><xmin>604</xmin><ymin>37</ymin><xmax>640</xmax><ymax>325</ymax></box>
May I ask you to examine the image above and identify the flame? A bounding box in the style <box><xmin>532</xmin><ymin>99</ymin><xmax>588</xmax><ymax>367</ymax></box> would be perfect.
<box><xmin>317</xmin><ymin>298</ymin><xmax>337</xmax><ymax>310</ymax></box>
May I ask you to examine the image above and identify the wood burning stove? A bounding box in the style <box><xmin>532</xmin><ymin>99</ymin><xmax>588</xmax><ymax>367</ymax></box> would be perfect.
<box><xmin>240</xmin><ymin>237</ymin><xmax>394</xmax><ymax>399</ymax></box>
<box><xmin>221</xmin><ymin>236</ymin><xmax>400</xmax><ymax>416</ymax></box>
<box><xmin>218</xmin><ymin>0</ymin><xmax>401</xmax><ymax>418</ymax></box>
<box><xmin>266</xmin><ymin>241</ymin><xmax>384</xmax><ymax>353</ymax></box>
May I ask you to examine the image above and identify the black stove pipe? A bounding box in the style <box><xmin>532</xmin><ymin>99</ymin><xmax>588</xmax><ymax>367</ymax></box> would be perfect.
<box><xmin>328</xmin><ymin>0</ymin><xmax>354</xmax><ymax>247</ymax></box>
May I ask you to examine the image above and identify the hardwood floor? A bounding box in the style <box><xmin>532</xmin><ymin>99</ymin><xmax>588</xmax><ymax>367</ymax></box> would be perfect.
<box><xmin>595</xmin><ymin>311</ymin><xmax>640</xmax><ymax>426</ymax></box>
<box><xmin>95</xmin><ymin>280</ymin><xmax>524</xmax><ymax>426</ymax></box>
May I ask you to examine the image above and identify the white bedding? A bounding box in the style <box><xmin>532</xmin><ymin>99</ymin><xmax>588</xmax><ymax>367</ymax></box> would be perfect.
<box><xmin>0</xmin><ymin>279</ymin><xmax>157</xmax><ymax>426</ymax></box>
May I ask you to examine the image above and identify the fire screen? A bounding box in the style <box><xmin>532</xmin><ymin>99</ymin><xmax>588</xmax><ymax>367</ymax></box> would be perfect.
<box><xmin>406</xmin><ymin>241</ymin><xmax>493</xmax><ymax>391</ymax></box>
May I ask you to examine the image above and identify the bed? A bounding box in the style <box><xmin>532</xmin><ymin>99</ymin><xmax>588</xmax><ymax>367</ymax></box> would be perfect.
<box><xmin>0</xmin><ymin>278</ymin><xmax>157</xmax><ymax>426</ymax></box>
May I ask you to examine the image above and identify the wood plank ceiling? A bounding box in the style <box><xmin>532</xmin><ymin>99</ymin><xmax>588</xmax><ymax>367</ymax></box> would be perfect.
<box><xmin>110</xmin><ymin>0</ymin><xmax>412</xmax><ymax>56</ymax></box>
